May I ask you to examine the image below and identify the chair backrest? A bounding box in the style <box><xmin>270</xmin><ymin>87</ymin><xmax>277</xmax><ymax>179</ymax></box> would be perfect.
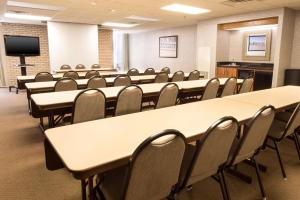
<box><xmin>34</xmin><ymin>72</ymin><xmax>53</xmax><ymax>82</ymax></box>
<box><xmin>115</xmin><ymin>85</ymin><xmax>143</xmax><ymax>116</ymax></box>
<box><xmin>60</xmin><ymin>64</ymin><xmax>71</xmax><ymax>70</ymax></box>
<box><xmin>281</xmin><ymin>103</ymin><xmax>300</xmax><ymax>140</ymax></box>
<box><xmin>188</xmin><ymin>70</ymin><xmax>200</xmax><ymax>81</ymax></box>
<box><xmin>156</xmin><ymin>83</ymin><xmax>179</xmax><ymax>109</ymax></box>
<box><xmin>114</xmin><ymin>75</ymin><xmax>131</xmax><ymax>87</ymax></box>
<box><xmin>127</xmin><ymin>68</ymin><xmax>140</xmax><ymax>76</ymax></box>
<box><xmin>72</xmin><ymin>89</ymin><xmax>106</xmax><ymax>124</ymax></box>
<box><xmin>172</xmin><ymin>71</ymin><xmax>185</xmax><ymax>82</ymax></box>
<box><xmin>87</xmin><ymin>76</ymin><xmax>106</xmax><ymax>89</ymax></box>
<box><xmin>239</xmin><ymin>78</ymin><xmax>254</xmax><ymax>94</ymax></box>
<box><xmin>75</xmin><ymin>64</ymin><xmax>86</xmax><ymax>69</ymax></box>
<box><xmin>91</xmin><ymin>64</ymin><xmax>100</xmax><ymax>69</ymax></box>
<box><xmin>85</xmin><ymin>70</ymin><xmax>100</xmax><ymax>79</ymax></box>
<box><xmin>229</xmin><ymin>105</ymin><xmax>275</xmax><ymax>165</ymax></box>
<box><xmin>161</xmin><ymin>67</ymin><xmax>171</xmax><ymax>74</ymax></box>
<box><xmin>200</xmin><ymin>78</ymin><xmax>220</xmax><ymax>100</ymax></box>
<box><xmin>182</xmin><ymin>117</ymin><xmax>238</xmax><ymax>186</ymax></box>
<box><xmin>144</xmin><ymin>68</ymin><xmax>156</xmax><ymax>75</ymax></box>
<box><xmin>63</xmin><ymin>71</ymin><xmax>79</xmax><ymax>80</ymax></box>
<box><xmin>221</xmin><ymin>77</ymin><xmax>237</xmax><ymax>97</ymax></box>
<box><xmin>122</xmin><ymin>129</ymin><xmax>186</xmax><ymax>200</ymax></box>
<box><xmin>54</xmin><ymin>78</ymin><xmax>78</xmax><ymax>92</ymax></box>
<box><xmin>154</xmin><ymin>73</ymin><xmax>169</xmax><ymax>83</ymax></box>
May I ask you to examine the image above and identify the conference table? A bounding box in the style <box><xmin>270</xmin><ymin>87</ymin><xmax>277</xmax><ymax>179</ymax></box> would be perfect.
<box><xmin>53</xmin><ymin>68</ymin><xmax>117</xmax><ymax>73</ymax></box>
<box><xmin>44</xmin><ymin>85</ymin><xmax>300</xmax><ymax>200</ymax></box>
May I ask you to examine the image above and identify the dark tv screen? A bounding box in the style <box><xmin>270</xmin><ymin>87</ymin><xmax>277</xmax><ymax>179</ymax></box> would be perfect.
<box><xmin>4</xmin><ymin>35</ymin><xmax>40</xmax><ymax>56</ymax></box>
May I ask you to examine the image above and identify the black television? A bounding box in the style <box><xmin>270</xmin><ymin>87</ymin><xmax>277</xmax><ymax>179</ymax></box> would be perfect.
<box><xmin>4</xmin><ymin>35</ymin><xmax>40</xmax><ymax>56</ymax></box>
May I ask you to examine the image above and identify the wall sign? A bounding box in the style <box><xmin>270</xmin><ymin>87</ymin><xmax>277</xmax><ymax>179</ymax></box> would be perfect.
<box><xmin>159</xmin><ymin>35</ymin><xmax>178</xmax><ymax>58</ymax></box>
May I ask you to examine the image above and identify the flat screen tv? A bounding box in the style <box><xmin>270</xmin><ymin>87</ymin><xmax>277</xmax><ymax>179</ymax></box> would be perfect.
<box><xmin>4</xmin><ymin>35</ymin><xmax>40</xmax><ymax>57</ymax></box>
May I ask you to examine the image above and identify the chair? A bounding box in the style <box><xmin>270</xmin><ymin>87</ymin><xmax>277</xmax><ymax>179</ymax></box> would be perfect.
<box><xmin>75</xmin><ymin>64</ymin><xmax>86</xmax><ymax>69</ymax></box>
<box><xmin>54</xmin><ymin>78</ymin><xmax>78</xmax><ymax>92</ymax></box>
<box><xmin>172</xmin><ymin>71</ymin><xmax>185</xmax><ymax>82</ymax></box>
<box><xmin>34</xmin><ymin>72</ymin><xmax>53</xmax><ymax>82</ymax></box>
<box><xmin>60</xmin><ymin>64</ymin><xmax>71</xmax><ymax>70</ymax></box>
<box><xmin>227</xmin><ymin>105</ymin><xmax>275</xmax><ymax>199</ymax></box>
<box><xmin>91</xmin><ymin>64</ymin><xmax>100</xmax><ymax>69</ymax></box>
<box><xmin>180</xmin><ymin>117</ymin><xmax>238</xmax><ymax>200</ymax></box>
<box><xmin>71</xmin><ymin>89</ymin><xmax>106</xmax><ymax>124</ymax></box>
<box><xmin>239</xmin><ymin>78</ymin><xmax>254</xmax><ymax>94</ymax></box>
<box><xmin>144</xmin><ymin>68</ymin><xmax>156</xmax><ymax>75</ymax></box>
<box><xmin>188</xmin><ymin>70</ymin><xmax>200</xmax><ymax>81</ymax></box>
<box><xmin>127</xmin><ymin>68</ymin><xmax>139</xmax><ymax>76</ymax></box>
<box><xmin>85</xmin><ymin>70</ymin><xmax>100</xmax><ymax>79</ymax></box>
<box><xmin>200</xmin><ymin>78</ymin><xmax>220</xmax><ymax>101</ymax></box>
<box><xmin>115</xmin><ymin>85</ymin><xmax>143</xmax><ymax>116</ymax></box>
<box><xmin>63</xmin><ymin>71</ymin><xmax>79</xmax><ymax>80</ymax></box>
<box><xmin>155</xmin><ymin>83</ymin><xmax>179</xmax><ymax>109</ymax></box>
<box><xmin>266</xmin><ymin>103</ymin><xmax>300</xmax><ymax>179</ymax></box>
<box><xmin>161</xmin><ymin>67</ymin><xmax>171</xmax><ymax>74</ymax></box>
<box><xmin>114</xmin><ymin>75</ymin><xmax>131</xmax><ymax>87</ymax></box>
<box><xmin>220</xmin><ymin>77</ymin><xmax>237</xmax><ymax>97</ymax></box>
<box><xmin>87</xmin><ymin>76</ymin><xmax>106</xmax><ymax>89</ymax></box>
<box><xmin>154</xmin><ymin>73</ymin><xmax>169</xmax><ymax>83</ymax></box>
<box><xmin>95</xmin><ymin>129</ymin><xmax>187</xmax><ymax>200</ymax></box>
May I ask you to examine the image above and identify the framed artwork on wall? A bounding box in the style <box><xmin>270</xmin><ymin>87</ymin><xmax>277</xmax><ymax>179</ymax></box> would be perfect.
<box><xmin>159</xmin><ymin>35</ymin><xmax>178</xmax><ymax>58</ymax></box>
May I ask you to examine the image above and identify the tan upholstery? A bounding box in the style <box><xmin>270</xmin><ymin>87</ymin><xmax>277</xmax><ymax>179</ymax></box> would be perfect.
<box><xmin>221</xmin><ymin>77</ymin><xmax>237</xmax><ymax>97</ymax></box>
<box><xmin>63</xmin><ymin>71</ymin><xmax>79</xmax><ymax>79</ymax></box>
<box><xmin>85</xmin><ymin>70</ymin><xmax>100</xmax><ymax>79</ymax></box>
<box><xmin>72</xmin><ymin>89</ymin><xmax>106</xmax><ymax>124</ymax></box>
<box><xmin>230</xmin><ymin>106</ymin><xmax>275</xmax><ymax>165</ymax></box>
<box><xmin>114</xmin><ymin>75</ymin><xmax>131</xmax><ymax>87</ymax></box>
<box><xmin>87</xmin><ymin>76</ymin><xmax>106</xmax><ymax>89</ymax></box>
<box><xmin>156</xmin><ymin>83</ymin><xmax>179</xmax><ymax>109</ymax></box>
<box><xmin>161</xmin><ymin>67</ymin><xmax>171</xmax><ymax>74</ymax></box>
<box><xmin>34</xmin><ymin>72</ymin><xmax>53</xmax><ymax>82</ymax></box>
<box><xmin>154</xmin><ymin>73</ymin><xmax>169</xmax><ymax>83</ymax></box>
<box><xmin>239</xmin><ymin>78</ymin><xmax>254</xmax><ymax>94</ymax></box>
<box><xmin>60</xmin><ymin>64</ymin><xmax>71</xmax><ymax>70</ymax></box>
<box><xmin>183</xmin><ymin>118</ymin><xmax>238</xmax><ymax>186</ymax></box>
<box><xmin>99</xmin><ymin>130</ymin><xmax>186</xmax><ymax>200</ymax></box>
<box><xmin>188</xmin><ymin>70</ymin><xmax>200</xmax><ymax>81</ymax></box>
<box><xmin>127</xmin><ymin>68</ymin><xmax>139</xmax><ymax>76</ymax></box>
<box><xmin>115</xmin><ymin>86</ymin><xmax>143</xmax><ymax>116</ymax></box>
<box><xmin>144</xmin><ymin>68</ymin><xmax>156</xmax><ymax>75</ymax></box>
<box><xmin>91</xmin><ymin>64</ymin><xmax>100</xmax><ymax>69</ymax></box>
<box><xmin>201</xmin><ymin>78</ymin><xmax>220</xmax><ymax>100</ymax></box>
<box><xmin>75</xmin><ymin>64</ymin><xmax>86</xmax><ymax>69</ymax></box>
<box><xmin>54</xmin><ymin>78</ymin><xmax>78</xmax><ymax>92</ymax></box>
<box><xmin>172</xmin><ymin>71</ymin><xmax>185</xmax><ymax>82</ymax></box>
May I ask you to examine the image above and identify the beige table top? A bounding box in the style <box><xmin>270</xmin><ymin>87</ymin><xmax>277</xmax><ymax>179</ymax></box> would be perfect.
<box><xmin>54</xmin><ymin>68</ymin><xmax>117</xmax><ymax>73</ymax></box>
<box><xmin>45</xmin><ymin>97</ymin><xmax>262</xmax><ymax>174</ymax></box>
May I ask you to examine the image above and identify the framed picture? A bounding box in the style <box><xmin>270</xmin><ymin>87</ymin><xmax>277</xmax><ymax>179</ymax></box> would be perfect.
<box><xmin>159</xmin><ymin>35</ymin><xmax>178</xmax><ymax>58</ymax></box>
<box><xmin>243</xmin><ymin>30</ymin><xmax>271</xmax><ymax>61</ymax></box>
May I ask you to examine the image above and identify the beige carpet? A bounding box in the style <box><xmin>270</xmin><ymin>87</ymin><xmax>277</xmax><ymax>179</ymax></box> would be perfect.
<box><xmin>1</xmin><ymin>88</ymin><xmax>300</xmax><ymax>200</ymax></box>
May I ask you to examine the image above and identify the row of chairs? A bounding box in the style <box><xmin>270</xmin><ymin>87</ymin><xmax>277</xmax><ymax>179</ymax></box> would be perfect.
<box><xmin>60</xmin><ymin>64</ymin><xmax>100</xmax><ymax>70</ymax></box>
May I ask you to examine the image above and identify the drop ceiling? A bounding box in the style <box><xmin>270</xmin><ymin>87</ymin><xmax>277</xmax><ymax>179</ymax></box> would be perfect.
<box><xmin>1</xmin><ymin>0</ymin><xmax>300</xmax><ymax>31</ymax></box>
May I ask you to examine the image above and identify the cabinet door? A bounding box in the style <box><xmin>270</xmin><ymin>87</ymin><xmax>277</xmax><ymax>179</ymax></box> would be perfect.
<box><xmin>226</xmin><ymin>68</ymin><xmax>237</xmax><ymax>78</ymax></box>
<box><xmin>216</xmin><ymin>67</ymin><xmax>226</xmax><ymax>78</ymax></box>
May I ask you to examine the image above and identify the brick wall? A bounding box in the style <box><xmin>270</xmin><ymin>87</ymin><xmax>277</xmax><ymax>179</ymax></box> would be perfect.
<box><xmin>98</xmin><ymin>29</ymin><xmax>113</xmax><ymax>68</ymax></box>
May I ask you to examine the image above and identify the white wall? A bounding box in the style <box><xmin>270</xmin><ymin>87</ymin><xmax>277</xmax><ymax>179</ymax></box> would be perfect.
<box><xmin>128</xmin><ymin>25</ymin><xmax>197</xmax><ymax>72</ymax></box>
<box><xmin>47</xmin><ymin>22</ymin><xmax>99</xmax><ymax>71</ymax></box>
<box><xmin>291</xmin><ymin>11</ymin><xmax>300</xmax><ymax>68</ymax></box>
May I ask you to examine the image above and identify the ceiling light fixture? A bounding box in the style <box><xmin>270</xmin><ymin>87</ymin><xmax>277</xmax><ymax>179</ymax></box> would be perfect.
<box><xmin>228</xmin><ymin>24</ymin><xmax>278</xmax><ymax>31</ymax></box>
<box><xmin>161</xmin><ymin>4</ymin><xmax>210</xmax><ymax>15</ymax></box>
<box><xmin>6</xmin><ymin>1</ymin><xmax>65</xmax><ymax>11</ymax></box>
<box><xmin>126</xmin><ymin>15</ymin><xmax>160</xmax><ymax>22</ymax></box>
<box><xmin>4</xmin><ymin>13</ymin><xmax>51</xmax><ymax>21</ymax></box>
<box><xmin>102</xmin><ymin>22</ymin><xmax>138</xmax><ymax>28</ymax></box>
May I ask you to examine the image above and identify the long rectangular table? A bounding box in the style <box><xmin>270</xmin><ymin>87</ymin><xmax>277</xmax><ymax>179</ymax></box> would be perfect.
<box><xmin>53</xmin><ymin>68</ymin><xmax>117</xmax><ymax>73</ymax></box>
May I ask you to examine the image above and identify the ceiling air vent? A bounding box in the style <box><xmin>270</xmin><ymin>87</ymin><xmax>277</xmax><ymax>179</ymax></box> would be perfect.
<box><xmin>222</xmin><ymin>0</ymin><xmax>263</xmax><ymax>7</ymax></box>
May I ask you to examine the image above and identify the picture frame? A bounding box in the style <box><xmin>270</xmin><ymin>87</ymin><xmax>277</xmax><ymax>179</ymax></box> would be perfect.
<box><xmin>159</xmin><ymin>35</ymin><xmax>178</xmax><ymax>58</ymax></box>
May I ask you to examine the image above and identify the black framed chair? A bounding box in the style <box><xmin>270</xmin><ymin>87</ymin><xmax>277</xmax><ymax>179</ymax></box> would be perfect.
<box><xmin>239</xmin><ymin>78</ymin><xmax>254</xmax><ymax>94</ymax></box>
<box><xmin>161</xmin><ymin>67</ymin><xmax>171</xmax><ymax>74</ymax></box>
<box><xmin>127</xmin><ymin>68</ymin><xmax>139</xmax><ymax>76</ymax></box>
<box><xmin>155</xmin><ymin>83</ymin><xmax>179</xmax><ymax>109</ymax></box>
<box><xmin>188</xmin><ymin>70</ymin><xmax>200</xmax><ymax>81</ymax></box>
<box><xmin>54</xmin><ymin>77</ymin><xmax>78</xmax><ymax>92</ymax></box>
<box><xmin>114</xmin><ymin>85</ymin><xmax>143</xmax><ymax>116</ymax></box>
<box><xmin>91</xmin><ymin>64</ymin><xmax>100</xmax><ymax>69</ymax></box>
<box><xmin>220</xmin><ymin>77</ymin><xmax>237</xmax><ymax>97</ymax></box>
<box><xmin>172</xmin><ymin>71</ymin><xmax>185</xmax><ymax>82</ymax></box>
<box><xmin>75</xmin><ymin>64</ymin><xmax>86</xmax><ymax>69</ymax></box>
<box><xmin>34</xmin><ymin>72</ymin><xmax>53</xmax><ymax>82</ymax></box>
<box><xmin>200</xmin><ymin>78</ymin><xmax>220</xmax><ymax>101</ymax></box>
<box><xmin>60</xmin><ymin>64</ymin><xmax>71</xmax><ymax>70</ymax></box>
<box><xmin>63</xmin><ymin>71</ymin><xmax>79</xmax><ymax>80</ymax></box>
<box><xmin>85</xmin><ymin>70</ymin><xmax>100</xmax><ymax>79</ymax></box>
<box><xmin>154</xmin><ymin>73</ymin><xmax>169</xmax><ymax>83</ymax></box>
<box><xmin>87</xmin><ymin>76</ymin><xmax>107</xmax><ymax>89</ymax></box>
<box><xmin>71</xmin><ymin>89</ymin><xmax>106</xmax><ymax>124</ymax></box>
<box><xmin>144</xmin><ymin>68</ymin><xmax>156</xmax><ymax>75</ymax></box>
<box><xmin>95</xmin><ymin>129</ymin><xmax>187</xmax><ymax>200</ymax></box>
<box><xmin>114</xmin><ymin>75</ymin><xmax>131</xmax><ymax>87</ymax></box>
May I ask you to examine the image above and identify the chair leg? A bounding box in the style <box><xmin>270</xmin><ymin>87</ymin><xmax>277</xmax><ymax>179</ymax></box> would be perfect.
<box><xmin>81</xmin><ymin>179</ymin><xmax>87</xmax><ymax>200</ymax></box>
<box><xmin>293</xmin><ymin>134</ymin><xmax>300</xmax><ymax>161</ymax></box>
<box><xmin>252</xmin><ymin>158</ymin><xmax>266</xmax><ymax>200</ymax></box>
<box><xmin>218</xmin><ymin>173</ymin><xmax>228</xmax><ymax>200</ymax></box>
<box><xmin>220</xmin><ymin>170</ymin><xmax>231</xmax><ymax>200</ymax></box>
<box><xmin>273</xmin><ymin>140</ymin><xmax>287</xmax><ymax>179</ymax></box>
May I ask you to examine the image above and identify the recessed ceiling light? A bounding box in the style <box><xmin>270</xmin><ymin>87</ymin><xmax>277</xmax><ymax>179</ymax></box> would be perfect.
<box><xmin>228</xmin><ymin>24</ymin><xmax>278</xmax><ymax>31</ymax></box>
<box><xmin>126</xmin><ymin>15</ymin><xmax>160</xmax><ymax>22</ymax></box>
<box><xmin>161</xmin><ymin>4</ymin><xmax>210</xmax><ymax>15</ymax></box>
<box><xmin>4</xmin><ymin>13</ymin><xmax>51</xmax><ymax>21</ymax></box>
<box><xmin>6</xmin><ymin>1</ymin><xmax>65</xmax><ymax>11</ymax></box>
<box><xmin>102</xmin><ymin>22</ymin><xmax>139</xmax><ymax>28</ymax></box>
